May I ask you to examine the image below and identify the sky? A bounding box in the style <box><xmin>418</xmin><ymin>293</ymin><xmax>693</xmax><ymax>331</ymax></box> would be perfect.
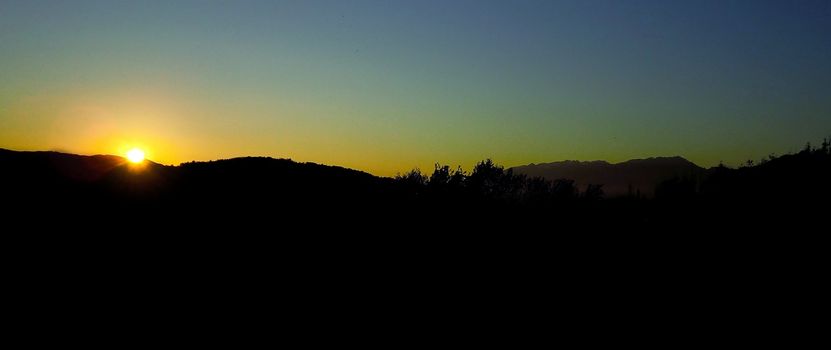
<box><xmin>1</xmin><ymin>0</ymin><xmax>829</xmax><ymax>176</ymax></box>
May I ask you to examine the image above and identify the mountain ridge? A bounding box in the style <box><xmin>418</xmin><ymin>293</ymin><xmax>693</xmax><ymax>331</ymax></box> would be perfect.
<box><xmin>1</xmin><ymin>145</ymin><xmax>829</xmax><ymax>232</ymax></box>
<box><xmin>511</xmin><ymin>156</ymin><xmax>706</xmax><ymax>197</ymax></box>
<box><xmin>520</xmin><ymin>156</ymin><xmax>697</xmax><ymax>168</ymax></box>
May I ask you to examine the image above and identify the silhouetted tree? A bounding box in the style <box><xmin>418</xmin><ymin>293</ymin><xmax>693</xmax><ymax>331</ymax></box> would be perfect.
<box><xmin>551</xmin><ymin>179</ymin><xmax>577</xmax><ymax>200</ymax></box>
<box><xmin>426</xmin><ymin>163</ymin><xmax>466</xmax><ymax>202</ymax></box>
<box><xmin>396</xmin><ymin>168</ymin><xmax>427</xmax><ymax>199</ymax></box>
<box><xmin>523</xmin><ymin>176</ymin><xmax>552</xmax><ymax>204</ymax></box>
<box><xmin>468</xmin><ymin>159</ymin><xmax>506</xmax><ymax>199</ymax></box>
<box><xmin>429</xmin><ymin>164</ymin><xmax>451</xmax><ymax>189</ymax></box>
<box><xmin>396</xmin><ymin>168</ymin><xmax>427</xmax><ymax>186</ymax></box>
<box><xmin>583</xmin><ymin>184</ymin><xmax>604</xmax><ymax>201</ymax></box>
<box><xmin>429</xmin><ymin>164</ymin><xmax>465</xmax><ymax>190</ymax></box>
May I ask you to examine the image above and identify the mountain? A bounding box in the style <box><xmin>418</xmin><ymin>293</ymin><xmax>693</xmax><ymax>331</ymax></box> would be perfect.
<box><xmin>2</xmin><ymin>146</ymin><xmax>828</xmax><ymax>232</ymax></box>
<box><xmin>510</xmin><ymin>156</ymin><xmax>706</xmax><ymax>197</ymax></box>
<box><xmin>0</xmin><ymin>148</ymin><xmax>131</xmax><ymax>181</ymax></box>
<box><xmin>0</xmin><ymin>148</ymin><xmax>394</xmax><ymax>224</ymax></box>
<box><xmin>2</xmin><ymin>146</ymin><xmax>827</xmax><ymax>302</ymax></box>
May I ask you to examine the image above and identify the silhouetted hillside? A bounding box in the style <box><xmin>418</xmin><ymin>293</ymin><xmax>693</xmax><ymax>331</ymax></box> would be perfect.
<box><xmin>0</xmin><ymin>149</ymin><xmax>394</xmax><ymax>223</ymax></box>
<box><xmin>2</xmin><ymin>140</ymin><xmax>829</xmax><ymax>232</ymax></box>
<box><xmin>0</xmin><ymin>149</ymin><xmax>131</xmax><ymax>181</ymax></box>
<box><xmin>3</xmin><ymin>142</ymin><xmax>829</xmax><ymax>306</ymax></box>
<box><xmin>511</xmin><ymin>157</ymin><xmax>705</xmax><ymax>197</ymax></box>
<box><xmin>697</xmin><ymin>145</ymin><xmax>831</xmax><ymax>222</ymax></box>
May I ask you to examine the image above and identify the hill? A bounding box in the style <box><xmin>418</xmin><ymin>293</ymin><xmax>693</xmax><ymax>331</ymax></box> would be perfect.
<box><xmin>0</xmin><ymin>149</ymin><xmax>396</xmax><ymax>227</ymax></box>
<box><xmin>2</xmin><ymin>145</ymin><xmax>829</xmax><ymax>283</ymax></box>
<box><xmin>2</xmin><ymin>143</ymin><xmax>829</xmax><ymax>231</ymax></box>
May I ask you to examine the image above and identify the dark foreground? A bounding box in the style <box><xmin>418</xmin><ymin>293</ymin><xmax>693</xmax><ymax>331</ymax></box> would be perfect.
<box><xmin>2</xmin><ymin>146</ymin><xmax>828</xmax><ymax>337</ymax></box>
<box><xmin>2</xmin><ymin>144</ymin><xmax>828</xmax><ymax>264</ymax></box>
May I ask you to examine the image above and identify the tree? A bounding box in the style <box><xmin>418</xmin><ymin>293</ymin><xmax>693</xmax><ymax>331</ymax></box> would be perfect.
<box><xmin>468</xmin><ymin>159</ymin><xmax>506</xmax><ymax>198</ymax></box>
<box><xmin>551</xmin><ymin>179</ymin><xmax>576</xmax><ymax>200</ymax></box>
<box><xmin>584</xmin><ymin>184</ymin><xmax>604</xmax><ymax>201</ymax></box>
<box><xmin>396</xmin><ymin>168</ymin><xmax>427</xmax><ymax>197</ymax></box>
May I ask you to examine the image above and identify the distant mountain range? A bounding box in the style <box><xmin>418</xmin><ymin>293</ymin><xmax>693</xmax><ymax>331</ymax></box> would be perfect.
<box><xmin>510</xmin><ymin>157</ymin><xmax>706</xmax><ymax>197</ymax></box>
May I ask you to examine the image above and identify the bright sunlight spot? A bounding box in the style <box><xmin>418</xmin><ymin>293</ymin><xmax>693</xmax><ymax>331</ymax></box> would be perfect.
<box><xmin>127</xmin><ymin>148</ymin><xmax>145</xmax><ymax>163</ymax></box>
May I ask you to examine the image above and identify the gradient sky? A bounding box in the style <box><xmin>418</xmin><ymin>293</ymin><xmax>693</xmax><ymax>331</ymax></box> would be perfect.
<box><xmin>1</xmin><ymin>0</ymin><xmax>830</xmax><ymax>175</ymax></box>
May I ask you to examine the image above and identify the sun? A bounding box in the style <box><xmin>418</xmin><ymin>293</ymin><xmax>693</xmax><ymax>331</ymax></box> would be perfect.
<box><xmin>126</xmin><ymin>148</ymin><xmax>146</xmax><ymax>163</ymax></box>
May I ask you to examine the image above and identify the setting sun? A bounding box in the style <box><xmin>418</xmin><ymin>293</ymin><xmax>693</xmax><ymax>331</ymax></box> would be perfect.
<box><xmin>126</xmin><ymin>148</ymin><xmax>145</xmax><ymax>163</ymax></box>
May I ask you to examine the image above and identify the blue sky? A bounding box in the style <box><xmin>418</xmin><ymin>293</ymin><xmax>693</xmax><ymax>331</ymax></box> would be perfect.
<box><xmin>1</xmin><ymin>0</ymin><xmax>829</xmax><ymax>174</ymax></box>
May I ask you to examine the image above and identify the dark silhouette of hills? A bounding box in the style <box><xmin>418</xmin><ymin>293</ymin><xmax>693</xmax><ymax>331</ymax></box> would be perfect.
<box><xmin>0</xmin><ymin>149</ymin><xmax>131</xmax><ymax>181</ymax></box>
<box><xmin>0</xmin><ymin>149</ymin><xmax>394</xmax><ymax>223</ymax></box>
<box><xmin>3</xmin><ymin>142</ymin><xmax>828</xmax><ymax>312</ymax></box>
<box><xmin>510</xmin><ymin>156</ymin><xmax>706</xmax><ymax>197</ymax></box>
<box><xmin>2</xmin><ymin>139</ymin><xmax>829</xmax><ymax>233</ymax></box>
